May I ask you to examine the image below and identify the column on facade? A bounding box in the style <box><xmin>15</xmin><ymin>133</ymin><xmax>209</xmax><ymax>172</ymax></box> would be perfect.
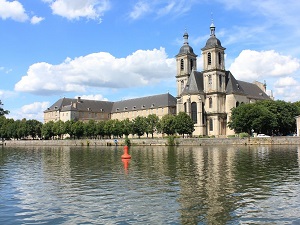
<box><xmin>197</xmin><ymin>96</ymin><xmax>202</xmax><ymax>126</ymax></box>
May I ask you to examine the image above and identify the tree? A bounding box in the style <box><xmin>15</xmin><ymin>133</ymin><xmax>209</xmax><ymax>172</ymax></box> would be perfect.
<box><xmin>72</xmin><ymin>121</ymin><xmax>84</xmax><ymax>139</ymax></box>
<box><xmin>258</xmin><ymin>100</ymin><xmax>298</xmax><ymax>135</ymax></box>
<box><xmin>175</xmin><ymin>112</ymin><xmax>195</xmax><ymax>137</ymax></box>
<box><xmin>132</xmin><ymin>116</ymin><xmax>147</xmax><ymax>138</ymax></box>
<box><xmin>158</xmin><ymin>114</ymin><xmax>176</xmax><ymax>136</ymax></box>
<box><xmin>121</xmin><ymin>118</ymin><xmax>133</xmax><ymax>138</ymax></box>
<box><xmin>84</xmin><ymin>120</ymin><xmax>97</xmax><ymax>139</ymax></box>
<box><xmin>146</xmin><ymin>114</ymin><xmax>159</xmax><ymax>138</ymax></box>
<box><xmin>53</xmin><ymin>120</ymin><xmax>65</xmax><ymax>139</ymax></box>
<box><xmin>42</xmin><ymin>121</ymin><xmax>55</xmax><ymax>139</ymax></box>
<box><xmin>228</xmin><ymin>102</ymin><xmax>277</xmax><ymax>135</ymax></box>
<box><xmin>26</xmin><ymin>119</ymin><xmax>43</xmax><ymax>139</ymax></box>
<box><xmin>0</xmin><ymin>100</ymin><xmax>9</xmax><ymax>116</ymax></box>
<box><xmin>64</xmin><ymin>120</ymin><xmax>76</xmax><ymax>139</ymax></box>
<box><xmin>96</xmin><ymin>120</ymin><xmax>106</xmax><ymax>139</ymax></box>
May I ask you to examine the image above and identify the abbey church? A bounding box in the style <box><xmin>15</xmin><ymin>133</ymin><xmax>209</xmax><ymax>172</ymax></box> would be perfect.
<box><xmin>44</xmin><ymin>23</ymin><xmax>271</xmax><ymax>137</ymax></box>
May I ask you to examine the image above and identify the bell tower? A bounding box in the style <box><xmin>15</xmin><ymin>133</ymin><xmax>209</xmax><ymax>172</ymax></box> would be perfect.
<box><xmin>201</xmin><ymin>22</ymin><xmax>226</xmax><ymax>93</ymax></box>
<box><xmin>176</xmin><ymin>31</ymin><xmax>197</xmax><ymax>97</ymax></box>
<box><xmin>201</xmin><ymin>22</ymin><xmax>227</xmax><ymax>136</ymax></box>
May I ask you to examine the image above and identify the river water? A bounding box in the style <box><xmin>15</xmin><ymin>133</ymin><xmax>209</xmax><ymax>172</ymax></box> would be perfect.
<box><xmin>0</xmin><ymin>145</ymin><xmax>300</xmax><ymax>224</ymax></box>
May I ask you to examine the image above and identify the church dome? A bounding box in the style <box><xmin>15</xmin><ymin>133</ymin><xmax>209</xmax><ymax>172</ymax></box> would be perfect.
<box><xmin>179</xmin><ymin>44</ymin><xmax>195</xmax><ymax>54</ymax></box>
<box><xmin>204</xmin><ymin>36</ymin><xmax>222</xmax><ymax>48</ymax></box>
<box><xmin>177</xmin><ymin>31</ymin><xmax>196</xmax><ymax>56</ymax></box>
<box><xmin>202</xmin><ymin>22</ymin><xmax>225</xmax><ymax>50</ymax></box>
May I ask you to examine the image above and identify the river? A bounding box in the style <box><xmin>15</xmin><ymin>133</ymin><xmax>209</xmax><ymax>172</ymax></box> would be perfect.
<box><xmin>1</xmin><ymin>145</ymin><xmax>299</xmax><ymax>224</ymax></box>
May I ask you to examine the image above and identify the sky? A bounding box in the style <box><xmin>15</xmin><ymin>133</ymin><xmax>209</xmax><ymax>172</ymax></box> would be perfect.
<box><xmin>1</xmin><ymin>0</ymin><xmax>300</xmax><ymax>122</ymax></box>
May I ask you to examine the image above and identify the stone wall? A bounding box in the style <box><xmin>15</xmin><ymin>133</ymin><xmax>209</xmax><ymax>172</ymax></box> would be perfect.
<box><xmin>2</xmin><ymin>136</ymin><xmax>300</xmax><ymax>147</ymax></box>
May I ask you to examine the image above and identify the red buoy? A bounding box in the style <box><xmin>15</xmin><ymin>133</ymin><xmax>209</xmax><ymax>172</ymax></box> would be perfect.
<box><xmin>121</xmin><ymin>145</ymin><xmax>131</xmax><ymax>159</ymax></box>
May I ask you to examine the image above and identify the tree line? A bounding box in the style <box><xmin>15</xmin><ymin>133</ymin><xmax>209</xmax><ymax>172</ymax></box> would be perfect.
<box><xmin>0</xmin><ymin>112</ymin><xmax>195</xmax><ymax>140</ymax></box>
<box><xmin>228</xmin><ymin>100</ymin><xmax>300</xmax><ymax>136</ymax></box>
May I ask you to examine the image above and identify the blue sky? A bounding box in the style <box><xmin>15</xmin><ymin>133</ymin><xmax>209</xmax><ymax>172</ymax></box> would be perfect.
<box><xmin>1</xmin><ymin>0</ymin><xmax>300</xmax><ymax>121</ymax></box>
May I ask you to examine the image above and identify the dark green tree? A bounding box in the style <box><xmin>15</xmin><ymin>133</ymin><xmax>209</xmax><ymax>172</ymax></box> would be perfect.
<box><xmin>72</xmin><ymin>121</ymin><xmax>84</xmax><ymax>139</ymax></box>
<box><xmin>175</xmin><ymin>112</ymin><xmax>195</xmax><ymax>137</ymax></box>
<box><xmin>132</xmin><ymin>116</ymin><xmax>147</xmax><ymax>138</ymax></box>
<box><xmin>158</xmin><ymin>114</ymin><xmax>176</xmax><ymax>136</ymax></box>
<box><xmin>146</xmin><ymin>114</ymin><xmax>159</xmax><ymax>138</ymax></box>
<box><xmin>42</xmin><ymin>121</ymin><xmax>55</xmax><ymax>139</ymax></box>
<box><xmin>53</xmin><ymin>120</ymin><xmax>65</xmax><ymax>139</ymax></box>
<box><xmin>64</xmin><ymin>120</ymin><xmax>76</xmax><ymax>139</ymax></box>
<box><xmin>26</xmin><ymin>119</ymin><xmax>43</xmax><ymax>139</ymax></box>
<box><xmin>121</xmin><ymin>118</ymin><xmax>133</xmax><ymax>138</ymax></box>
<box><xmin>228</xmin><ymin>102</ymin><xmax>277</xmax><ymax>135</ymax></box>
<box><xmin>96</xmin><ymin>120</ymin><xmax>106</xmax><ymax>139</ymax></box>
<box><xmin>84</xmin><ymin>120</ymin><xmax>97</xmax><ymax>138</ymax></box>
<box><xmin>104</xmin><ymin>119</ymin><xmax>115</xmax><ymax>138</ymax></box>
<box><xmin>258</xmin><ymin>100</ymin><xmax>298</xmax><ymax>135</ymax></box>
<box><xmin>0</xmin><ymin>100</ymin><xmax>9</xmax><ymax>116</ymax></box>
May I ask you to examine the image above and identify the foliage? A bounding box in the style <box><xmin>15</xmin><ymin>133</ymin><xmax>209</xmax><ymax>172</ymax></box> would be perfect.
<box><xmin>132</xmin><ymin>116</ymin><xmax>147</xmax><ymax>138</ymax></box>
<box><xmin>175</xmin><ymin>112</ymin><xmax>195</xmax><ymax>137</ymax></box>
<box><xmin>158</xmin><ymin>114</ymin><xmax>176</xmax><ymax>136</ymax></box>
<box><xmin>167</xmin><ymin>135</ymin><xmax>176</xmax><ymax>146</ymax></box>
<box><xmin>0</xmin><ymin>100</ymin><xmax>9</xmax><ymax>116</ymax></box>
<box><xmin>146</xmin><ymin>114</ymin><xmax>159</xmax><ymax>138</ymax></box>
<box><xmin>124</xmin><ymin>136</ymin><xmax>131</xmax><ymax>147</ymax></box>
<box><xmin>228</xmin><ymin>100</ymin><xmax>297</xmax><ymax>135</ymax></box>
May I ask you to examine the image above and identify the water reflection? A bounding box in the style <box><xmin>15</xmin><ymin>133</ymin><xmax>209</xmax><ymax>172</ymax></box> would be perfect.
<box><xmin>0</xmin><ymin>145</ymin><xmax>300</xmax><ymax>224</ymax></box>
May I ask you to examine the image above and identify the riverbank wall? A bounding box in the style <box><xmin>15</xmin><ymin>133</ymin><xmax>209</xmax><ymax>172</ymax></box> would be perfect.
<box><xmin>2</xmin><ymin>136</ymin><xmax>300</xmax><ymax>147</ymax></box>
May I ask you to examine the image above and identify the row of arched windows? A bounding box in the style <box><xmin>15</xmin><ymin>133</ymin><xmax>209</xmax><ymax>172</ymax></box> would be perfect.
<box><xmin>180</xmin><ymin>59</ymin><xmax>195</xmax><ymax>71</ymax></box>
<box><xmin>183</xmin><ymin>101</ymin><xmax>213</xmax><ymax>131</ymax></box>
<box><xmin>207</xmin><ymin>52</ymin><xmax>222</xmax><ymax>65</ymax></box>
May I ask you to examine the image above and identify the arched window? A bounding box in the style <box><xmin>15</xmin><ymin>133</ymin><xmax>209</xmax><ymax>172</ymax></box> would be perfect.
<box><xmin>209</xmin><ymin>118</ymin><xmax>213</xmax><ymax>131</ymax></box>
<box><xmin>190</xmin><ymin>59</ymin><xmax>193</xmax><ymax>70</ymax></box>
<box><xmin>184</xmin><ymin>102</ymin><xmax>187</xmax><ymax>113</ymax></box>
<box><xmin>191</xmin><ymin>102</ymin><xmax>197</xmax><ymax>123</ymax></box>
<box><xmin>219</xmin><ymin>74</ymin><xmax>222</xmax><ymax>87</ymax></box>
<box><xmin>208</xmin><ymin>52</ymin><xmax>211</xmax><ymax>65</ymax></box>
<box><xmin>236</xmin><ymin>101</ymin><xmax>240</xmax><ymax>107</ymax></box>
<box><xmin>209</xmin><ymin>97</ymin><xmax>212</xmax><ymax>108</ymax></box>
<box><xmin>218</xmin><ymin>52</ymin><xmax>222</xmax><ymax>65</ymax></box>
<box><xmin>180</xmin><ymin>59</ymin><xmax>184</xmax><ymax>70</ymax></box>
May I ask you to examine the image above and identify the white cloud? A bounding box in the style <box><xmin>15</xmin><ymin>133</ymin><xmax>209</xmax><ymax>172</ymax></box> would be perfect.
<box><xmin>129</xmin><ymin>0</ymin><xmax>197</xmax><ymax>20</ymax></box>
<box><xmin>129</xmin><ymin>1</ymin><xmax>150</xmax><ymax>19</ymax></box>
<box><xmin>45</xmin><ymin>0</ymin><xmax>111</xmax><ymax>21</ymax></box>
<box><xmin>274</xmin><ymin>77</ymin><xmax>299</xmax><ymax>88</ymax></box>
<box><xmin>0</xmin><ymin>90</ymin><xmax>17</xmax><ymax>99</ymax></box>
<box><xmin>15</xmin><ymin>47</ymin><xmax>176</xmax><ymax>95</ymax></box>
<box><xmin>0</xmin><ymin>0</ymin><xmax>28</xmax><ymax>22</ymax></box>
<box><xmin>31</xmin><ymin>16</ymin><xmax>45</xmax><ymax>24</ymax></box>
<box><xmin>7</xmin><ymin>101</ymin><xmax>50</xmax><ymax>121</ymax></box>
<box><xmin>229</xmin><ymin>50</ymin><xmax>300</xmax><ymax>81</ymax></box>
<box><xmin>75</xmin><ymin>94</ymin><xmax>108</xmax><ymax>101</ymax></box>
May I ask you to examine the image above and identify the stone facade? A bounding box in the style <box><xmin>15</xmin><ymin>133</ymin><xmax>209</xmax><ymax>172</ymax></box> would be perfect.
<box><xmin>44</xmin><ymin>22</ymin><xmax>272</xmax><ymax>137</ymax></box>
<box><xmin>176</xmin><ymin>23</ymin><xmax>271</xmax><ymax>137</ymax></box>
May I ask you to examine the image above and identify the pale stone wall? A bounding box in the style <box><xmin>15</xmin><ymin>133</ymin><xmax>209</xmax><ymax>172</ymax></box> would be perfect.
<box><xmin>3</xmin><ymin>137</ymin><xmax>300</xmax><ymax>147</ymax></box>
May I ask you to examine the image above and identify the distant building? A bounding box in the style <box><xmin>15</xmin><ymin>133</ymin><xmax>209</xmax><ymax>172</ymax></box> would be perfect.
<box><xmin>44</xmin><ymin>93</ymin><xmax>176</xmax><ymax>123</ymax></box>
<box><xmin>44</xmin><ymin>22</ymin><xmax>271</xmax><ymax>137</ymax></box>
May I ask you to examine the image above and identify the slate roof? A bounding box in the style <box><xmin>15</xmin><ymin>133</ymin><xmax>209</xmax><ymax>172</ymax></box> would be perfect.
<box><xmin>44</xmin><ymin>97</ymin><xmax>114</xmax><ymax>113</ymax></box>
<box><xmin>44</xmin><ymin>93</ymin><xmax>177</xmax><ymax>114</ymax></box>
<box><xmin>225</xmin><ymin>71</ymin><xmax>246</xmax><ymax>95</ymax></box>
<box><xmin>181</xmin><ymin>70</ymin><xmax>204</xmax><ymax>95</ymax></box>
<box><xmin>112</xmin><ymin>93</ymin><xmax>177</xmax><ymax>112</ymax></box>
<box><xmin>237</xmin><ymin>81</ymin><xmax>271</xmax><ymax>100</ymax></box>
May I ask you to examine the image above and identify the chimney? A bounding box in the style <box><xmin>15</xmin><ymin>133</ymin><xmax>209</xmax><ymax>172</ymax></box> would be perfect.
<box><xmin>77</xmin><ymin>96</ymin><xmax>81</xmax><ymax>103</ymax></box>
